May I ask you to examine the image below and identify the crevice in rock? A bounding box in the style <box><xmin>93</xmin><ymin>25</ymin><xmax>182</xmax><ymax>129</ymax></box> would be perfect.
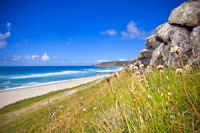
<box><xmin>170</xmin><ymin>23</ymin><xmax>196</xmax><ymax>32</ymax></box>
<box><xmin>155</xmin><ymin>36</ymin><xmax>168</xmax><ymax>45</ymax></box>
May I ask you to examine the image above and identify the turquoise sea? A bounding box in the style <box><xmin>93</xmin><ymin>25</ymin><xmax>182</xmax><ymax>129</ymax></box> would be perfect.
<box><xmin>0</xmin><ymin>66</ymin><xmax>122</xmax><ymax>91</ymax></box>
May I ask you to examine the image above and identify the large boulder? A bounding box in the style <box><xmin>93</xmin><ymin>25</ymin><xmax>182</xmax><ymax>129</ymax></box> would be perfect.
<box><xmin>149</xmin><ymin>43</ymin><xmax>165</xmax><ymax>66</ymax></box>
<box><xmin>155</xmin><ymin>23</ymin><xmax>192</xmax><ymax>54</ymax></box>
<box><xmin>145</xmin><ymin>35</ymin><xmax>161</xmax><ymax>50</ymax></box>
<box><xmin>138</xmin><ymin>49</ymin><xmax>153</xmax><ymax>59</ymax></box>
<box><xmin>168</xmin><ymin>1</ymin><xmax>200</xmax><ymax>27</ymax></box>
<box><xmin>191</xmin><ymin>26</ymin><xmax>200</xmax><ymax>57</ymax></box>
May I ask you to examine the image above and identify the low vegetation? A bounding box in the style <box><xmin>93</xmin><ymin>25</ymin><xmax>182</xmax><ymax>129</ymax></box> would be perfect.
<box><xmin>0</xmin><ymin>63</ymin><xmax>199</xmax><ymax>132</ymax></box>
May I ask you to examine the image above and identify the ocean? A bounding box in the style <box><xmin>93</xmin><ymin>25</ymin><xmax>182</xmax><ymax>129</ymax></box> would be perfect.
<box><xmin>0</xmin><ymin>66</ymin><xmax>122</xmax><ymax>91</ymax></box>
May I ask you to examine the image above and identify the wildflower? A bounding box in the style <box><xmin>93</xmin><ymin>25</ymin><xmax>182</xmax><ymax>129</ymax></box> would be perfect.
<box><xmin>133</xmin><ymin>66</ymin><xmax>139</xmax><ymax>71</ymax></box>
<box><xmin>170</xmin><ymin>46</ymin><xmax>181</xmax><ymax>54</ymax></box>
<box><xmin>102</xmin><ymin>119</ymin><xmax>107</xmax><ymax>124</ymax></box>
<box><xmin>131</xmin><ymin>87</ymin><xmax>135</xmax><ymax>93</ymax></box>
<box><xmin>79</xmin><ymin>96</ymin><xmax>83</xmax><ymax>100</ymax></box>
<box><xmin>133</xmin><ymin>99</ymin><xmax>137</xmax><ymax>102</ymax></box>
<box><xmin>51</xmin><ymin>112</ymin><xmax>55</xmax><ymax>118</ymax></box>
<box><xmin>120</xmin><ymin>96</ymin><xmax>123</xmax><ymax>99</ymax></box>
<box><xmin>51</xmin><ymin>127</ymin><xmax>55</xmax><ymax>132</ymax></box>
<box><xmin>140</xmin><ymin>79</ymin><xmax>144</xmax><ymax>82</ymax></box>
<box><xmin>96</xmin><ymin>71</ymin><xmax>99</xmax><ymax>74</ymax></box>
<box><xmin>83</xmin><ymin>108</ymin><xmax>87</xmax><ymax>112</ymax></box>
<box><xmin>176</xmin><ymin>68</ymin><xmax>183</xmax><ymax>74</ymax></box>
<box><xmin>94</xmin><ymin>107</ymin><xmax>97</xmax><ymax>111</ymax></box>
<box><xmin>106</xmin><ymin>78</ymin><xmax>110</xmax><ymax>83</ymax></box>
<box><xmin>84</xmin><ymin>121</ymin><xmax>87</xmax><ymax>125</ymax></box>
<box><xmin>168</xmin><ymin>92</ymin><xmax>172</xmax><ymax>97</ymax></box>
<box><xmin>148</xmin><ymin>95</ymin><xmax>152</xmax><ymax>99</ymax></box>
<box><xmin>140</xmin><ymin>64</ymin><xmax>144</xmax><ymax>69</ymax></box>
<box><xmin>136</xmin><ymin>71</ymin><xmax>140</xmax><ymax>76</ymax></box>
<box><xmin>56</xmin><ymin>117</ymin><xmax>59</xmax><ymax>122</ymax></box>
<box><xmin>56</xmin><ymin>125</ymin><xmax>60</xmax><ymax>128</ymax></box>
<box><xmin>66</xmin><ymin>112</ymin><xmax>70</xmax><ymax>118</ymax></box>
<box><xmin>142</xmin><ymin>90</ymin><xmax>146</xmax><ymax>94</ymax></box>
<box><xmin>156</xmin><ymin>65</ymin><xmax>164</xmax><ymax>70</ymax></box>
<box><xmin>161</xmin><ymin>93</ymin><xmax>163</xmax><ymax>96</ymax></box>
<box><xmin>59</xmin><ymin>105</ymin><xmax>63</xmax><ymax>109</ymax></box>
<box><xmin>114</xmin><ymin>72</ymin><xmax>120</xmax><ymax>79</ymax></box>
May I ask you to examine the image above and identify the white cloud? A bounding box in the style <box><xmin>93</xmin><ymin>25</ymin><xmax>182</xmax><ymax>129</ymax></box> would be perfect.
<box><xmin>25</xmin><ymin>55</ymin><xmax>30</xmax><ymax>60</ymax></box>
<box><xmin>97</xmin><ymin>59</ymin><xmax>110</xmax><ymax>63</ymax></box>
<box><xmin>119</xmin><ymin>59</ymin><xmax>127</xmax><ymax>61</ymax></box>
<box><xmin>7</xmin><ymin>22</ymin><xmax>11</xmax><ymax>29</ymax></box>
<box><xmin>121</xmin><ymin>20</ymin><xmax>152</xmax><ymax>40</ymax></box>
<box><xmin>0</xmin><ymin>41</ymin><xmax>7</xmax><ymax>49</ymax></box>
<box><xmin>0</xmin><ymin>22</ymin><xmax>11</xmax><ymax>49</ymax></box>
<box><xmin>12</xmin><ymin>55</ymin><xmax>21</xmax><ymax>61</ymax></box>
<box><xmin>32</xmin><ymin>55</ymin><xmax>40</xmax><ymax>60</ymax></box>
<box><xmin>101</xmin><ymin>29</ymin><xmax>117</xmax><ymax>36</ymax></box>
<box><xmin>41</xmin><ymin>52</ymin><xmax>50</xmax><ymax>61</ymax></box>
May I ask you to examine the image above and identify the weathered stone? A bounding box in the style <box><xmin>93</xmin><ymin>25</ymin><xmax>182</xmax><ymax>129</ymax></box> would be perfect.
<box><xmin>140</xmin><ymin>58</ymin><xmax>150</xmax><ymax>66</ymax></box>
<box><xmin>155</xmin><ymin>23</ymin><xmax>191</xmax><ymax>54</ymax></box>
<box><xmin>168</xmin><ymin>1</ymin><xmax>200</xmax><ymax>27</ymax></box>
<box><xmin>145</xmin><ymin>35</ymin><xmax>161</xmax><ymax>50</ymax></box>
<box><xmin>138</xmin><ymin>49</ymin><xmax>153</xmax><ymax>59</ymax></box>
<box><xmin>132</xmin><ymin>1</ymin><xmax>200</xmax><ymax>68</ymax></box>
<box><xmin>191</xmin><ymin>26</ymin><xmax>200</xmax><ymax>57</ymax></box>
<box><xmin>149</xmin><ymin>43</ymin><xmax>165</xmax><ymax>66</ymax></box>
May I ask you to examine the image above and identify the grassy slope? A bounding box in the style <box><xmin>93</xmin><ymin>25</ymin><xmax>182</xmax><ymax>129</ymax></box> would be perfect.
<box><xmin>0</xmin><ymin>67</ymin><xmax>200</xmax><ymax>132</ymax></box>
<box><xmin>0</xmin><ymin>81</ymin><xmax>95</xmax><ymax>116</ymax></box>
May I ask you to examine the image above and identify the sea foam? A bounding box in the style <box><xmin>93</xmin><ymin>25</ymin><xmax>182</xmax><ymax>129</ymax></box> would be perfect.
<box><xmin>10</xmin><ymin>71</ymin><xmax>81</xmax><ymax>79</ymax></box>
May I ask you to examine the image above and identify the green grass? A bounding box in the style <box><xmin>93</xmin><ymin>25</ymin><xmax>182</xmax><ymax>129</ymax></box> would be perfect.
<box><xmin>0</xmin><ymin>81</ymin><xmax>95</xmax><ymax>116</ymax></box>
<box><xmin>0</xmin><ymin>66</ymin><xmax>200</xmax><ymax>132</ymax></box>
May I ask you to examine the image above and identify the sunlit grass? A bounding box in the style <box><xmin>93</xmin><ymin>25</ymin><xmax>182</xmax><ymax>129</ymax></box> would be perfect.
<box><xmin>0</xmin><ymin>65</ymin><xmax>200</xmax><ymax>132</ymax></box>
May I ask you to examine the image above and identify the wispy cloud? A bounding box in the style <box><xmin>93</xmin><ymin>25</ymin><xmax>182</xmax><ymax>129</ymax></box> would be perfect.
<box><xmin>41</xmin><ymin>52</ymin><xmax>50</xmax><ymax>61</ymax></box>
<box><xmin>97</xmin><ymin>59</ymin><xmax>110</xmax><ymax>63</ymax></box>
<box><xmin>121</xmin><ymin>20</ymin><xmax>153</xmax><ymax>40</ymax></box>
<box><xmin>12</xmin><ymin>55</ymin><xmax>21</xmax><ymax>61</ymax></box>
<box><xmin>119</xmin><ymin>59</ymin><xmax>127</xmax><ymax>61</ymax></box>
<box><xmin>32</xmin><ymin>55</ymin><xmax>40</xmax><ymax>60</ymax></box>
<box><xmin>100</xmin><ymin>29</ymin><xmax>117</xmax><ymax>36</ymax></box>
<box><xmin>0</xmin><ymin>22</ymin><xmax>11</xmax><ymax>49</ymax></box>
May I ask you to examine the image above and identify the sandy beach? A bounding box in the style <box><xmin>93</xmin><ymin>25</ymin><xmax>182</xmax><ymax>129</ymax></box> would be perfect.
<box><xmin>0</xmin><ymin>74</ymin><xmax>110</xmax><ymax>109</ymax></box>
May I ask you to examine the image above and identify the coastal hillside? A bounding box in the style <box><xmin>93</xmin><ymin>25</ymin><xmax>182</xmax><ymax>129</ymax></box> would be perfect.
<box><xmin>132</xmin><ymin>0</ymin><xmax>200</xmax><ymax>67</ymax></box>
<box><xmin>0</xmin><ymin>66</ymin><xmax>199</xmax><ymax>132</ymax></box>
<box><xmin>0</xmin><ymin>1</ymin><xmax>200</xmax><ymax>133</ymax></box>
<box><xmin>96</xmin><ymin>60</ymin><xmax>134</xmax><ymax>67</ymax></box>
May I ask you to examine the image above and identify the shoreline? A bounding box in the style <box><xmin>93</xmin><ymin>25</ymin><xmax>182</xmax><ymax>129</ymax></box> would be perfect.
<box><xmin>0</xmin><ymin>75</ymin><xmax>106</xmax><ymax>92</ymax></box>
<box><xmin>0</xmin><ymin>74</ymin><xmax>110</xmax><ymax>109</ymax></box>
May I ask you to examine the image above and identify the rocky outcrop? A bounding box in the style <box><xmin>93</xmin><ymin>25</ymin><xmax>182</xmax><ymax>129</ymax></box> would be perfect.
<box><xmin>168</xmin><ymin>1</ymin><xmax>200</xmax><ymax>27</ymax></box>
<box><xmin>132</xmin><ymin>1</ymin><xmax>200</xmax><ymax>67</ymax></box>
<box><xmin>191</xmin><ymin>26</ymin><xmax>200</xmax><ymax>57</ymax></box>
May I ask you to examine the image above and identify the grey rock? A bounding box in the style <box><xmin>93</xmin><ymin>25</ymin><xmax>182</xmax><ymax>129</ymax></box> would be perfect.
<box><xmin>145</xmin><ymin>35</ymin><xmax>161</xmax><ymax>50</ymax></box>
<box><xmin>191</xmin><ymin>26</ymin><xmax>200</xmax><ymax>57</ymax></box>
<box><xmin>138</xmin><ymin>49</ymin><xmax>153</xmax><ymax>59</ymax></box>
<box><xmin>155</xmin><ymin>23</ymin><xmax>191</xmax><ymax>54</ymax></box>
<box><xmin>168</xmin><ymin>1</ymin><xmax>200</xmax><ymax>26</ymax></box>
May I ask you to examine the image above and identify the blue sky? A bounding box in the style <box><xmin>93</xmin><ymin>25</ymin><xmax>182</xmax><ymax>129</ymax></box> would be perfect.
<box><xmin>0</xmin><ymin>0</ymin><xmax>184</xmax><ymax>66</ymax></box>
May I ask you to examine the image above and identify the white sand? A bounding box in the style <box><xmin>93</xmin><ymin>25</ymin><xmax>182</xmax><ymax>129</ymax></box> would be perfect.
<box><xmin>0</xmin><ymin>75</ymin><xmax>110</xmax><ymax>109</ymax></box>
